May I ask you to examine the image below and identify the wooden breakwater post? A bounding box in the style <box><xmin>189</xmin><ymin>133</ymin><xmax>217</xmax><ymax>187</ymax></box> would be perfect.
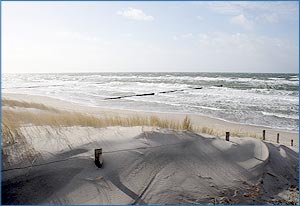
<box><xmin>95</xmin><ymin>148</ymin><xmax>103</xmax><ymax>168</ymax></box>
<box><xmin>262</xmin><ymin>130</ymin><xmax>266</xmax><ymax>140</ymax></box>
<box><xmin>277</xmin><ymin>133</ymin><xmax>280</xmax><ymax>143</ymax></box>
<box><xmin>225</xmin><ymin>132</ymin><xmax>230</xmax><ymax>141</ymax></box>
<box><xmin>291</xmin><ymin>139</ymin><xmax>294</xmax><ymax>146</ymax></box>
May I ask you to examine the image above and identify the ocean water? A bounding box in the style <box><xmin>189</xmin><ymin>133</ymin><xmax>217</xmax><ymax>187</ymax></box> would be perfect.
<box><xmin>2</xmin><ymin>72</ymin><xmax>299</xmax><ymax>131</ymax></box>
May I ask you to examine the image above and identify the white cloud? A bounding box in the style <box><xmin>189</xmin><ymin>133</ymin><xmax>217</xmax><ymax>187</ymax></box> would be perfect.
<box><xmin>181</xmin><ymin>33</ymin><xmax>194</xmax><ymax>39</ymax></box>
<box><xmin>205</xmin><ymin>2</ymin><xmax>243</xmax><ymax>14</ymax></box>
<box><xmin>196</xmin><ymin>15</ymin><xmax>204</xmax><ymax>21</ymax></box>
<box><xmin>256</xmin><ymin>13</ymin><xmax>279</xmax><ymax>23</ymax></box>
<box><xmin>230</xmin><ymin>14</ymin><xmax>254</xmax><ymax>30</ymax></box>
<box><xmin>202</xmin><ymin>2</ymin><xmax>297</xmax><ymax>15</ymax></box>
<box><xmin>124</xmin><ymin>33</ymin><xmax>133</xmax><ymax>38</ymax></box>
<box><xmin>200</xmin><ymin>1</ymin><xmax>298</xmax><ymax>24</ymax></box>
<box><xmin>168</xmin><ymin>31</ymin><xmax>298</xmax><ymax>72</ymax></box>
<box><xmin>117</xmin><ymin>8</ymin><xmax>154</xmax><ymax>21</ymax></box>
<box><xmin>192</xmin><ymin>32</ymin><xmax>298</xmax><ymax>71</ymax></box>
<box><xmin>172</xmin><ymin>33</ymin><xmax>194</xmax><ymax>41</ymax></box>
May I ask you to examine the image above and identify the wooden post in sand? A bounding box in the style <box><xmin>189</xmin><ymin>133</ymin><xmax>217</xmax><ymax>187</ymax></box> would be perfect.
<box><xmin>262</xmin><ymin>130</ymin><xmax>266</xmax><ymax>140</ymax></box>
<box><xmin>277</xmin><ymin>133</ymin><xmax>280</xmax><ymax>143</ymax></box>
<box><xmin>94</xmin><ymin>148</ymin><xmax>103</xmax><ymax>168</ymax></box>
<box><xmin>291</xmin><ymin>139</ymin><xmax>293</xmax><ymax>146</ymax></box>
<box><xmin>225</xmin><ymin>132</ymin><xmax>230</xmax><ymax>141</ymax></box>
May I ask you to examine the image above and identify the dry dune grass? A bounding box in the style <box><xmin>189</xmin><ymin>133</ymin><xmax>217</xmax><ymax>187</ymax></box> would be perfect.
<box><xmin>2</xmin><ymin>99</ymin><xmax>259</xmax><ymax>145</ymax></box>
<box><xmin>2</xmin><ymin>99</ymin><xmax>194</xmax><ymax>144</ymax></box>
<box><xmin>199</xmin><ymin>126</ymin><xmax>218</xmax><ymax>136</ymax></box>
<box><xmin>2</xmin><ymin>109</ymin><xmax>188</xmax><ymax>130</ymax></box>
<box><xmin>2</xmin><ymin>99</ymin><xmax>59</xmax><ymax>112</ymax></box>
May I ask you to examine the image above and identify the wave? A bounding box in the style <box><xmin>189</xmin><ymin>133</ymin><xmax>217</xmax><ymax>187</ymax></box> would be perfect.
<box><xmin>3</xmin><ymin>73</ymin><xmax>298</xmax><ymax>131</ymax></box>
<box><xmin>190</xmin><ymin>105</ymin><xmax>223</xmax><ymax>111</ymax></box>
<box><xmin>56</xmin><ymin>74</ymin><xmax>298</xmax><ymax>86</ymax></box>
<box><xmin>261</xmin><ymin>111</ymin><xmax>299</xmax><ymax>120</ymax></box>
<box><xmin>268</xmin><ymin>77</ymin><xmax>286</xmax><ymax>80</ymax></box>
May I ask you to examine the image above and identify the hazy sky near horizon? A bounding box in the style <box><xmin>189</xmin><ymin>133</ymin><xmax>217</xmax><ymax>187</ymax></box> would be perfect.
<box><xmin>3</xmin><ymin>1</ymin><xmax>299</xmax><ymax>73</ymax></box>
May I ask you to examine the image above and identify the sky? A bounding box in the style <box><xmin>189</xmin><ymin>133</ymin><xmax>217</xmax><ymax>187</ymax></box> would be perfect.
<box><xmin>2</xmin><ymin>1</ymin><xmax>299</xmax><ymax>73</ymax></box>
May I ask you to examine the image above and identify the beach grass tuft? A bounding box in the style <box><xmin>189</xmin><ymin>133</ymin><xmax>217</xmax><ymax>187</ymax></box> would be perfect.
<box><xmin>182</xmin><ymin>115</ymin><xmax>192</xmax><ymax>131</ymax></box>
<box><xmin>2</xmin><ymin>99</ymin><xmax>59</xmax><ymax>112</ymax></box>
<box><xmin>199</xmin><ymin>126</ymin><xmax>218</xmax><ymax>136</ymax></box>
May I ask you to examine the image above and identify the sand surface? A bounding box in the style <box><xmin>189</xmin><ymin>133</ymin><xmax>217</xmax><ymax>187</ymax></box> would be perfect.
<box><xmin>2</xmin><ymin>93</ymin><xmax>299</xmax><ymax>204</ymax></box>
<box><xmin>2</xmin><ymin>126</ymin><xmax>298</xmax><ymax>204</ymax></box>
<box><xmin>2</xmin><ymin>127</ymin><xmax>298</xmax><ymax>204</ymax></box>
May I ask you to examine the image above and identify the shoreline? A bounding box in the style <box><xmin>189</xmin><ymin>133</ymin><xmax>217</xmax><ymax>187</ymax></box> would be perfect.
<box><xmin>3</xmin><ymin>92</ymin><xmax>298</xmax><ymax>147</ymax></box>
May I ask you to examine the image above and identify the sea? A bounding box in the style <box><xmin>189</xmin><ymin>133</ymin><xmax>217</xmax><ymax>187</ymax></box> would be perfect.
<box><xmin>2</xmin><ymin>72</ymin><xmax>299</xmax><ymax>132</ymax></box>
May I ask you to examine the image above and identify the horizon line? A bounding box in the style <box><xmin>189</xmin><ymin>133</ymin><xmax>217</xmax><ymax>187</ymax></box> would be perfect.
<box><xmin>2</xmin><ymin>71</ymin><xmax>298</xmax><ymax>74</ymax></box>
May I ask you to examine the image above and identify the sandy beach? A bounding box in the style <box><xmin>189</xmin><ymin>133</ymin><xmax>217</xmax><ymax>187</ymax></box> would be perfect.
<box><xmin>3</xmin><ymin>93</ymin><xmax>298</xmax><ymax>147</ymax></box>
<box><xmin>2</xmin><ymin>93</ymin><xmax>299</xmax><ymax>204</ymax></box>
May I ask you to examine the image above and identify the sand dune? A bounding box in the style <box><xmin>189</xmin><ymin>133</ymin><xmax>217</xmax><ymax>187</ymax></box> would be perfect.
<box><xmin>2</xmin><ymin>126</ymin><xmax>298</xmax><ymax>204</ymax></box>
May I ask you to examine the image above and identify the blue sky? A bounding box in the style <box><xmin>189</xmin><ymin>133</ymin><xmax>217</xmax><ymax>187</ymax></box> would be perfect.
<box><xmin>2</xmin><ymin>1</ymin><xmax>299</xmax><ymax>73</ymax></box>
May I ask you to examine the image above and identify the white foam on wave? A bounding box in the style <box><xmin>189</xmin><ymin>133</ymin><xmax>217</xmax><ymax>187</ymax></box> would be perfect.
<box><xmin>191</xmin><ymin>105</ymin><xmax>223</xmax><ymax>111</ymax></box>
<box><xmin>3</xmin><ymin>73</ymin><xmax>299</xmax><ymax>131</ymax></box>
<box><xmin>268</xmin><ymin>77</ymin><xmax>285</xmax><ymax>80</ymax></box>
<box><xmin>261</xmin><ymin>112</ymin><xmax>299</xmax><ymax>120</ymax></box>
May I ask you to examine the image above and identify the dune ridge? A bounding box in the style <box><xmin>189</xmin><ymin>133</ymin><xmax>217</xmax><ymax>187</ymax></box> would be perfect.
<box><xmin>2</xmin><ymin>126</ymin><xmax>298</xmax><ymax>204</ymax></box>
